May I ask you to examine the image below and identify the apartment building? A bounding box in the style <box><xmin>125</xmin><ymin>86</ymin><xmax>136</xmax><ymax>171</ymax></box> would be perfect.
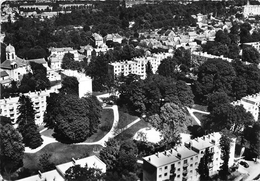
<box><xmin>191</xmin><ymin>51</ymin><xmax>232</xmax><ymax>67</ymax></box>
<box><xmin>231</xmin><ymin>92</ymin><xmax>260</xmax><ymax>122</ymax></box>
<box><xmin>0</xmin><ymin>89</ymin><xmax>58</xmax><ymax>126</ymax></box>
<box><xmin>243</xmin><ymin>1</ymin><xmax>260</xmax><ymax>17</ymax></box>
<box><xmin>61</xmin><ymin>69</ymin><xmax>92</xmax><ymax>98</ymax></box>
<box><xmin>48</xmin><ymin>47</ymin><xmax>79</xmax><ymax>70</ymax></box>
<box><xmin>143</xmin><ymin>132</ymin><xmax>236</xmax><ymax>181</ymax></box>
<box><xmin>17</xmin><ymin>155</ymin><xmax>106</xmax><ymax>181</ymax></box>
<box><xmin>108</xmin><ymin>52</ymin><xmax>173</xmax><ymax>80</ymax></box>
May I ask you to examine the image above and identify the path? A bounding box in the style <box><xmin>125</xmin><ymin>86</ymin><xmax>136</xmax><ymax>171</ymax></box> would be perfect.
<box><xmin>25</xmin><ymin>105</ymin><xmax>142</xmax><ymax>153</ymax></box>
<box><xmin>186</xmin><ymin>107</ymin><xmax>210</xmax><ymax>126</ymax></box>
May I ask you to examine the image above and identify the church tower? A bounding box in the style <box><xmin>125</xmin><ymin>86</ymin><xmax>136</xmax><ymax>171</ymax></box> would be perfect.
<box><xmin>6</xmin><ymin>44</ymin><xmax>16</xmax><ymax>61</ymax></box>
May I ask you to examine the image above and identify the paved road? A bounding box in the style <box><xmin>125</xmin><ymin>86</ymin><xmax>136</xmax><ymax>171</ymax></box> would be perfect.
<box><xmin>186</xmin><ymin>107</ymin><xmax>210</xmax><ymax>126</ymax></box>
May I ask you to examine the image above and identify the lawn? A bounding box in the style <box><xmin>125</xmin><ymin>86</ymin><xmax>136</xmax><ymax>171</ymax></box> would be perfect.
<box><xmin>41</xmin><ymin>129</ymin><xmax>54</xmax><ymax>137</ymax></box>
<box><xmin>193</xmin><ymin>112</ymin><xmax>208</xmax><ymax>123</ymax></box>
<box><xmin>192</xmin><ymin>104</ymin><xmax>208</xmax><ymax>112</ymax></box>
<box><xmin>84</xmin><ymin>108</ymin><xmax>114</xmax><ymax>143</ymax></box>
<box><xmin>117</xmin><ymin>111</ymin><xmax>139</xmax><ymax>129</ymax></box>
<box><xmin>23</xmin><ymin>143</ymin><xmax>103</xmax><ymax>170</ymax></box>
<box><xmin>114</xmin><ymin>119</ymin><xmax>149</xmax><ymax>142</ymax></box>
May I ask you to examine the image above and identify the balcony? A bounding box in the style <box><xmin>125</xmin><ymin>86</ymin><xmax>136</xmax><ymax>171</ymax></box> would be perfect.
<box><xmin>183</xmin><ymin>162</ymin><xmax>188</xmax><ymax>168</ymax></box>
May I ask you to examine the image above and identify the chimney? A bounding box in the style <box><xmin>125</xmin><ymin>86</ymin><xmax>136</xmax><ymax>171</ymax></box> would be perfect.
<box><xmin>177</xmin><ymin>153</ymin><xmax>182</xmax><ymax>159</ymax></box>
<box><xmin>38</xmin><ymin>170</ymin><xmax>42</xmax><ymax>179</ymax></box>
<box><xmin>156</xmin><ymin>152</ymin><xmax>159</xmax><ymax>157</ymax></box>
<box><xmin>72</xmin><ymin>157</ymin><xmax>76</xmax><ymax>164</ymax></box>
<box><xmin>164</xmin><ymin>151</ymin><xmax>167</xmax><ymax>155</ymax></box>
<box><xmin>148</xmin><ymin>157</ymin><xmax>151</xmax><ymax>162</ymax></box>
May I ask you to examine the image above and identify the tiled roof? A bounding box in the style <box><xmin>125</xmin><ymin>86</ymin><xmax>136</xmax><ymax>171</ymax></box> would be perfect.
<box><xmin>0</xmin><ymin>71</ymin><xmax>9</xmax><ymax>77</ymax></box>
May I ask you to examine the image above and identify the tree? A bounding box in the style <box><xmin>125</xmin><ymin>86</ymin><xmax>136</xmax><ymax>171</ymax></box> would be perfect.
<box><xmin>44</xmin><ymin>93</ymin><xmax>102</xmax><ymax>143</ymax></box>
<box><xmin>157</xmin><ymin>57</ymin><xmax>177</xmax><ymax>78</ymax></box>
<box><xmin>17</xmin><ymin>95</ymin><xmax>43</xmax><ymax>149</ymax></box>
<box><xmin>219</xmin><ymin>134</ymin><xmax>231</xmax><ymax>180</ymax></box>
<box><xmin>59</xmin><ymin>76</ymin><xmax>79</xmax><ymax>96</ymax></box>
<box><xmin>145</xmin><ymin>61</ymin><xmax>153</xmax><ymax>78</ymax></box>
<box><xmin>242</xmin><ymin>46</ymin><xmax>260</xmax><ymax>64</ymax></box>
<box><xmin>193</xmin><ymin>59</ymin><xmax>236</xmax><ymax>103</ymax></box>
<box><xmin>176</xmin><ymin>80</ymin><xmax>194</xmax><ymax>107</ymax></box>
<box><xmin>99</xmin><ymin>139</ymin><xmax>120</xmax><ymax>171</ymax></box>
<box><xmin>148</xmin><ymin>103</ymin><xmax>192</xmax><ymax>149</ymax></box>
<box><xmin>65</xmin><ymin>164</ymin><xmax>104</xmax><ymax>181</ymax></box>
<box><xmin>205</xmin><ymin>104</ymin><xmax>254</xmax><ymax>136</ymax></box>
<box><xmin>0</xmin><ymin>117</ymin><xmax>24</xmax><ymax>175</ymax></box>
<box><xmin>207</xmin><ymin>92</ymin><xmax>230</xmax><ymax>112</ymax></box>
<box><xmin>249</xmin><ymin>122</ymin><xmax>260</xmax><ymax>161</ymax></box>
<box><xmin>38</xmin><ymin>153</ymin><xmax>56</xmax><ymax>172</ymax></box>
<box><xmin>197</xmin><ymin>148</ymin><xmax>212</xmax><ymax>181</ymax></box>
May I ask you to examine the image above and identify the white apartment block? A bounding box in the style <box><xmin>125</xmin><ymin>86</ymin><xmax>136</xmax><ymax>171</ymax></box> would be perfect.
<box><xmin>143</xmin><ymin>132</ymin><xmax>236</xmax><ymax>181</ymax></box>
<box><xmin>191</xmin><ymin>51</ymin><xmax>232</xmax><ymax>67</ymax></box>
<box><xmin>108</xmin><ymin>52</ymin><xmax>173</xmax><ymax>80</ymax></box>
<box><xmin>61</xmin><ymin>70</ymin><xmax>92</xmax><ymax>98</ymax></box>
<box><xmin>231</xmin><ymin>92</ymin><xmax>260</xmax><ymax>122</ymax></box>
<box><xmin>48</xmin><ymin>47</ymin><xmax>79</xmax><ymax>70</ymax></box>
<box><xmin>243</xmin><ymin>42</ymin><xmax>260</xmax><ymax>53</ymax></box>
<box><xmin>0</xmin><ymin>89</ymin><xmax>58</xmax><ymax>126</ymax></box>
<box><xmin>243</xmin><ymin>1</ymin><xmax>260</xmax><ymax>17</ymax></box>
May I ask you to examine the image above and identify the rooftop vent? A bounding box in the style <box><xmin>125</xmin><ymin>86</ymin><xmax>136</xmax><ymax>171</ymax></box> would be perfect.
<box><xmin>72</xmin><ymin>157</ymin><xmax>76</xmax><ymax>164</ymax></box>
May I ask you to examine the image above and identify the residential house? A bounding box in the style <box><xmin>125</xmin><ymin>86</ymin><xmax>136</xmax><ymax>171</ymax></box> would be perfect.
<box><xmin>92</xmin><ymin>33</ymin><xmax>104</xmax><ymax>47</ymax></box>
<box><xmin>243</xmin><ymin>42</ymin><xmax>260</xmax><ymax>53</ymax></box>
<box><xmin>243</xmin><ymin>0</ymin><xmax>260</xmax><ymax>17</ymax></box>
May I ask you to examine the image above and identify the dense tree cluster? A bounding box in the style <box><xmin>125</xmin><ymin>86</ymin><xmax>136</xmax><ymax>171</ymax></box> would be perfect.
<box><xmin>17</xmin><ymin>95</ymin><xmax>43</xmax><ymax>149</ymax></box>
<box><xmin>219</xmin><ymin>134</ymin><xmax>231</xmax><ymax>180</ymax></box>
<box><xmin>0</xmin><ymin>116</ymin><xmax>24</xmax><ymax>175</ymax></box>
<box><xmin>44</xmin><ymin>92</ymin><xmax>102</xmax><ymax>143</ymax></box>
<box><xmin>117</xmin><ymin>74</ymin><xmax>194</xmax><ymax>116</ymax></box>
<box><xmin>193</xmin><ymin>59</ymin><xmax>260</xmax><ymax>103</ymax></box>
<box><xmin>99</xmin><ymin>139</ymin><xmax>139</xmax><ymax>180</ymax></box>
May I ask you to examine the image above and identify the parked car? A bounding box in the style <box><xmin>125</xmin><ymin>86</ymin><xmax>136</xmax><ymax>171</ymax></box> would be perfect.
<box><xmin>239</xmin><ymin>161</ymin><xmax>249</xmax><ymax>168</ymax></box>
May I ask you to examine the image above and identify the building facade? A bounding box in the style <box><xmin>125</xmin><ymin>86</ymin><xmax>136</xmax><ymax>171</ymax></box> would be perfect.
<box><xmin>143</xmin><ymin>132</ymin><xmax>236</xmax><ymax>181</ymax></box>
<box><xmin>231</xmin><ymin>92</ymin><xmax>260</xmax><ymax>122</ymax></box>
<box><xmin>243</xmin><ymin>1</ymin><xmax>260</xmax><ymax>17</ymax></box>
<box><xmin>0</xmin><ymin>89</ymin><xmax>58</xmax><ymax>126</ymax></box>
<box><xmin>108</xmin><ymin>52</ymin><xmax>173</xmax><ymax>80</ymax></box>
<box><xmin>191</xmin><ymin>51</ymin><xmax>232</xmax><ymax>67</ymax></box>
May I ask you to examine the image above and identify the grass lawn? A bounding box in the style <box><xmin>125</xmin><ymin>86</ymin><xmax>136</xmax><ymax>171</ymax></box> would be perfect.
<box><xmin>117</xmin><ymin>111</ymin><xmax>139</xmax><ymax>129</ymax></box>
<box><xmin>23</xmin><ymin>143</ymin><xmax>103</xmax><ymax>170</ymax></box>
<box><xmin>192</xmin><ymin>104</ymin><xmax>208</xmax><ymax>112</ymax></box>
<box><xmin>84</xmin><ymin>109</ymin><xmax>114</xmax><ymax>143</ymax></box>
<box><xmin>114</xmin><ymin>119</ymin><xmax>149</xmax><ymax>142</ymax></box>
<box><xmin>193</xmin><ymin>112</ymin><xmax>208</xmax><ymax>123</ymax></box>
<box><xmin>41</xmin><ymin>129</ymin><xmax>54</xmax><ymax>138</ymax></box>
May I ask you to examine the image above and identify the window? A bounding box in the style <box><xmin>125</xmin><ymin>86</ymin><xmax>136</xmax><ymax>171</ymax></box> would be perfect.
<box><xmin>196</xmin><ymin>156</ymin><xmax>198</xmax><ymax>159</ymax></box>
<box><xmin>165</xmin><ymin>166</ymin><xmax>168</xmax><ymax>170</ymax></box>
<box><xmin>159</xmin><ymin>168</ymin><xmax>162</xmax><ymax>171</ymax></box>
<box><xmin>178</xmin><ymin>168</ymin><xmax>181</xmax><ymax>171</ymax></box>
<box><xmin>159</xmin><ymin>175</ymin><xmax>162</xmax><ymax>178</ymax></box>
<box><xmin>195</xmin><ymin>162</ymin><xmax>198</xmax><ymax>165</ymax></box>
<box><xmin>190</xmin><ymin>164</ymin><xmax>193</xmax><ymax>167</ymax></box>
<box><xmin>201</xmin><ymin>151</ymin><xmax>204</xmax><ymax>154</ymax></box>
<box><xmin>190</xmin><ymin>157</ymin><xmax>193</xmax><ymax>161</ymax></box>
<box><xmin>177</xmin><ymin>175</ymin><xmax>180</xmax><ymax>178</ymax></box>
<box><xmin>190</xmin><ymin>170</ymin><xmax>193</xmax><ymax>173</ymax></box>
<box><xmin>184</xmin><ymin>159</ymin><xmax>187</xmax><ymax>164</ymax></box>
<box><xmin>164</xmin><ymin>173</ymin><xmax>167</xmax><ymax>176</ymax></box>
